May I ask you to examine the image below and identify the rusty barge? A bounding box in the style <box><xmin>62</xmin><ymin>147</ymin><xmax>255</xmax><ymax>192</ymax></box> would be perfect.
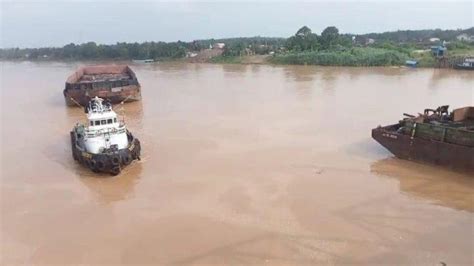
<box><xmin>372</xmin><ymin>106</ymin><xmax>474</xmax><ymax>171</ymax></box>
<box><xmin>64</xmin><ymin>65</ymin><xmax>141</xmax><ymax>106</ymax></box>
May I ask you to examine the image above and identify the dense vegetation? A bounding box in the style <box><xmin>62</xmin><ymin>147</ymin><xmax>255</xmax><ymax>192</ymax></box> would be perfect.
<box><xmin>0</xmin><ymin>42</ymin><xmax>187</xmax><ymax>60</ymax></box>
<box><xmin>360</xmin><ymin>28</ymin><xmax>474</xmax><ymax>43</ymax></box>
<box><xmin>267</xmin><ymin>26</ymin><xmax>474</xmax><ymax>66</ymax></box>
<box><xmin>200</xmin><ymin>37</ymin><xmax>285</xmax><ymax>56</ymax></box>
<box><xmin>271</xmin><ymin>48</ymin><xmax>408</xmax><ymax>66</ymax></box>
<box><xmin>1</xmin><ymin>26</ymin><xmax>473</xmax><ymax>67</ymax></box>
<box><xmin>0</xmin><ymin>37</ymin><xmax>285</xmax><ymax>61</ymax></box>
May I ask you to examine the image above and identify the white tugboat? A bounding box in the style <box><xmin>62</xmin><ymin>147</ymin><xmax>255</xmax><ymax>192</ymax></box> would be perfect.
<box><xmin>70</xmin><ymin>96</ymin><xmax>141</xmax><ymax>175</ymax></box>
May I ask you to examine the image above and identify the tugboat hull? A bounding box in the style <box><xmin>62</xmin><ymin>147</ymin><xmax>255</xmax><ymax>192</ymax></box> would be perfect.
<box><xmin>70</xmin><ymin>131</ymin><xmax>141</xmax><ymax>175</ymax></box>
<box><xmin>372</xmin><ymin>124</ymin><xmax>474</xmax><ymax>172</ymax></box>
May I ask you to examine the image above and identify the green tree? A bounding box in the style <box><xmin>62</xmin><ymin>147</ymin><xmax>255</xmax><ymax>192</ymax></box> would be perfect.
<box><xmin>320</xmin><ymin>26</ymin><xmax>339</xmax><ymax>49</ymax></box>
<box><xmin>286</xmin><ymin>26</ymin><xmax>319</xmax><ymax>51</ymax></box>
<box><xmin>296</xmin><ymin>26</ymin><xmax>312</xmax><ymax>37</ymax></box>
<box><xmin>223</xmin><ymin>42</ymin><xmax>246</xmax><ymax>56</ymax></box>
<box><xmin>79</xmin><ymin>42</ymin><xmax>99</xmax><ymax>58</ymax></box>
<box><xmin>62</xmin><ymin>43</ymin><xmax>77</xmax><ymax>59</ymax></box>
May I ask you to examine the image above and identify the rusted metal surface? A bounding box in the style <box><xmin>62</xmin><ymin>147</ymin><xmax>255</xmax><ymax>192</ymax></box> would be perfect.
<box><xmin>453</xmin><ymin>106</ymin><xmax>474</xmax><ymax>122</ymax></box>
<box><xmin>372</xmin><ymin>125</ymin><xmax>474</xmax><ymax>171</ymax></box>
<box><xmin>63</xmin><ymin>65</ymin><xmax>141</xmax><ymax>106</ymax></box>
<box><xmin>372</xmin><ymin>106</ymin><xmax>474</xmax><ymax>172</ymax></box>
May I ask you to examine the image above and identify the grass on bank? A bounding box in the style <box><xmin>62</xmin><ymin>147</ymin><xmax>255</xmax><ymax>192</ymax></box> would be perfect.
<box><xmin>410</xmin><ymin>51</ymin><xmax>437</xmax><ymax>67</ymax></box>
<box><xmin>208</xmin><ymin>56</ymin><xmax>243</xmax><ymax>64</ymax></box>
<box><xmin>268</xmin><ymin>47</ymin><xmax>409</xmax><ymax>66</ymax></box>
<box><xmin>210</xmin><ymin>42</ymin><xmax>474</xmax><ymax>67</ymax></box>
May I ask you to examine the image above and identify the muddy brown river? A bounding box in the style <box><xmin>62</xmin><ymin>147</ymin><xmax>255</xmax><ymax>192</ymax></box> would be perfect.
<box><xmin>1</xmin><ymin>61</ymin><xmax>473</xmax><ymax>265</ymax></box>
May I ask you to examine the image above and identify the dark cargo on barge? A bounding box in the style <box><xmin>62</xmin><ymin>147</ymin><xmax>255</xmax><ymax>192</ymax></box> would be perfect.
<box><xmin>64</xmin><ymin>65</ymin><xmax>141</xmax><ymax>106</ymax></box>
<box><xmin>372</xmin><ymin>105</ymin><xmax>474</xmax><ymax>171</ymax></box>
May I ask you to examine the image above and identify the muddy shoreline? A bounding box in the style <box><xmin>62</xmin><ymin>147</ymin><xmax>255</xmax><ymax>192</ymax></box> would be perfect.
<box><xmin>2</xmin><ymin>57</ymin><xmax>468</xmax><ymax>69</ymax></box>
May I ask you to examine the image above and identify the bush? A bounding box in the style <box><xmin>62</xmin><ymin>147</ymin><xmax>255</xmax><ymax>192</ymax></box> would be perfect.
<box><xmin>269</xmin><ymin>48</ymin><xmax>408</xmax><ymax>66</ymax></box>
<box><xmin>446</xmin><ymin>41</ymin><xmax>474</xmax><ymax>50</ymax></box>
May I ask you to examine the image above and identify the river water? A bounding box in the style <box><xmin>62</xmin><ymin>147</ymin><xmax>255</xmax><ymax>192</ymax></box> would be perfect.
<box><xmin>1</xmin><ymin>61</ymin><xmax>473</xmax><ymax>265</ymax></box>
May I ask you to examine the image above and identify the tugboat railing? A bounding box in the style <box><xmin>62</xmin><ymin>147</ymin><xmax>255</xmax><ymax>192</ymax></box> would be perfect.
<box><xmin>85</xmin><ymin>125</ymin><xmax>127</xmax><ymax>137</ymax></box>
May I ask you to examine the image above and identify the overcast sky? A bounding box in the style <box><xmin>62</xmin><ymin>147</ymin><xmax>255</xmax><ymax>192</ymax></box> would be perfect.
<box><xmin>0</xmin><ymin>0</ymin><xmax>472</xmax><ymax>48</ymax></box>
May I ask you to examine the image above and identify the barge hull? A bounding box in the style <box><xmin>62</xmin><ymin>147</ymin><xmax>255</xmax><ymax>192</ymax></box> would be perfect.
<box><xmin>64</xmin><ymin>65</ymin><xmax>141</xmax><ymax>106</ymax></box>
<box><xmin>372</xmin><ymin>124</ymin><xmax>474</xmax><ymax>171</ymax></box>
<box><xmin>64</xmin><ymin>85</ymin><xmax>141</xmax><ymax>106</ymax></box>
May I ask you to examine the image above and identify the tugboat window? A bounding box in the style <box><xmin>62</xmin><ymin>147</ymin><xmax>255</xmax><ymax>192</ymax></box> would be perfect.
<box><xmin>90</xmin><ymin>121</ymin><xmax>93</xmax><ymax>126</ymax></box>
<box><xmin>95</xmin><ymin>121</ymin><xmax>100</xmax><ymax>126</ymax></box>
<box><xmin>114</xmin><ymin>118</ymin><xmax>117</xmax><ymax>123</ymax></box>
<box><xmin>107</xmin><ymin>119</ymin><xmax>113</xmax><ymax>124</ymax></box>
<box><xmin>101</xmin><ymin>120</ymin><xmax>106</xmax><ymax>125</ymax></box>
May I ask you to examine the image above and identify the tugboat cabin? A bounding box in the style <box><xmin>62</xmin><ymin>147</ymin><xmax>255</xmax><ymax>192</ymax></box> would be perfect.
<box><xmin>86</xmin><ymin>98</ymin><xmax>120</xmax><ymax>128</ymax></box>
<box><xmin>82</xmin><ymin>97</ymin><xmax>128</xmax><ymax>154</ymax></box>
<box><xmin>87</xmin><ymin>113</ymin><xmax>119</xmax><ymax>128</ymax></box>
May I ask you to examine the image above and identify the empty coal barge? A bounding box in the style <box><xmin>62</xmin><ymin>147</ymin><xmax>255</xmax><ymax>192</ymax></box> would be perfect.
<box><xmin>70</xmin><ymin>97</ymin><xmax>141</xmax><ymax>175</ymax></box>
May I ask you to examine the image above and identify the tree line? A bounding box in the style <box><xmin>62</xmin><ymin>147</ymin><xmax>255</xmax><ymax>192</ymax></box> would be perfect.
<box><xmin>0</xmin><ymin>37</ymin><xmax>286</xmax><ymax>60</ymax></box>
<box><xmin>0</xmin><ymin>41</ymin><xmax>189</xmax><ymax>60</ymax></box>
<box><xmin>361</xmin><ymin>27</ymin><xmax>474</xmax><ymax>43</ymax></box>
<box><xmin>0</xmin><ymin>26</ymin><xmax>472</xmax><ymax>61</ymax></box>
<box><xmin>285</xmin><ymin>26</ymin><xmax>352</xmax><ymax>52</ymax></box>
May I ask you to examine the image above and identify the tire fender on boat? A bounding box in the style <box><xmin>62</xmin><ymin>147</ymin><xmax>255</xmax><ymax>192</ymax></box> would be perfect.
<box><xmin>110</xmin><ymin>165</ymin><xmax>121</xmax><ymax>176</ymax></box>
<box><xmin>111</xmin><ymin>155</ymin><xmax>120</xmax><ymax>166</ymax></box>
<box><xmin>122</xmin><ymin>154</ymin><xmax>133</xmax><ymax>165</ymax></box>
<box><xmin>89</xmin><ymin>159</ymin><xmax>98</xmax><ymax>171</ymax></box>
<box><xmin>96</xmin><ymin>158</ymin><xmax>106</xmax><ymax>171</ymax></box>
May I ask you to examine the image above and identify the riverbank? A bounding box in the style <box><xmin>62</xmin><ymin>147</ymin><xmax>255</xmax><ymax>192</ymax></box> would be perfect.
<box><xmin>2</xmin><ymin>45</ymin><xmax>473</xmax><ymax>69</ymax></box>
<box><xmin>206</xmin><ymin>47</ymin><xmax>474</xmax><ymax>68</ymax></box>
<box><xmin>0</xmin><ymin>56</ymin><xmax>466</xmax><ymax>69</ymax></box>
<box><xmin>269</xmin><ymin>48</ymin><xmax>408</xmax><ymax>67</ymax></box>
<box><xmin>2</xmin><ymin>26</ymin><xmax>473</xmax><ymax>68</ymax></box>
